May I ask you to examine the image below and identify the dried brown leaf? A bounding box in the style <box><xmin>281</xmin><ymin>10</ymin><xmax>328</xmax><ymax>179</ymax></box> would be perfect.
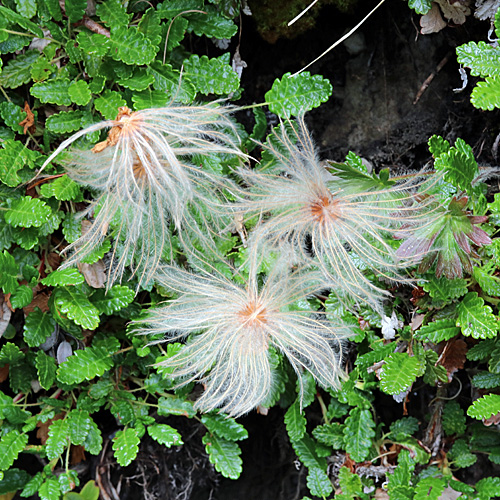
<box><xmin>420</xmin><ymin>3</ymin><xmax>447</xmax><ymax>34</ymax></box>
<box><xmin>19</xmin><ymin>101</ymin><xmax>35</xmax><ymax>134</ymax></box>
<box><xmin>77</xmin><ymin>260</ymin><xmax>107</xmax><ymax>288</ymax></box>
<box><xmin>438</xmin><ymin>338</ymin><xmax>467</xmax><ymax>381</ymax></box>
<box><xmin>0</xmin><ymin>293</ymin><xmax>12</xmax><ymax>339</ymax></box>
<box><xmin>436</xmin><ymin>0</ymin><xmax>471</xmax><ymax>23</ymax></box>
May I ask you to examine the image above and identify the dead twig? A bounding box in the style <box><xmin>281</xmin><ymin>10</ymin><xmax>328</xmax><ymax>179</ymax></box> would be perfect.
<box><xmin>413</xmin><ymin>53</ymin><xmax>450</xmax><ymax>105</ymax></box>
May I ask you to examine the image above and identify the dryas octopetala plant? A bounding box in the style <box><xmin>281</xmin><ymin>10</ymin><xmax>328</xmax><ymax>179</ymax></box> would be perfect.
<box><xmin>41</xmin><ymin>105</ymin><xmax>470</xmax><ymax>417</ymax></box>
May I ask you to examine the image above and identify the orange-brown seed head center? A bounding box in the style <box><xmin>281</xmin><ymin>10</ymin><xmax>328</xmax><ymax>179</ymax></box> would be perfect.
<box><xmin>310</xmin><ymin>195</ymin><xmax>340</xmax><ymax>224</ymax></box>
<box><xmin>238</xmin><ymin>300</ymin><xmax>268</xmax><ymax>328</ymax></box>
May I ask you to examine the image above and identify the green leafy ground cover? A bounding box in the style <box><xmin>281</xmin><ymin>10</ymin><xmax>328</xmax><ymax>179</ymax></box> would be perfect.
<box><xmin>0</xmin><ymin>1</ymin><xmax>500</xmax><ymax>499</ymax></box>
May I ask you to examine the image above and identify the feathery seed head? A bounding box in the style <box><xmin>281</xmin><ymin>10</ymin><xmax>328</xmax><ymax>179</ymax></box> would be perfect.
<box><xmin>143</xmin><ymin>263</ymin><xmax>351</xmax><ymax>417</ymax></box>
<box><xmin>39</xmin><ymin>103</ymin><xmax>247</xmax><ymax>289</ymax></box>
<box><xmin>234</xmin><ymin>117</ymin><xmax>443</xmax><ymax>310</ymax></box>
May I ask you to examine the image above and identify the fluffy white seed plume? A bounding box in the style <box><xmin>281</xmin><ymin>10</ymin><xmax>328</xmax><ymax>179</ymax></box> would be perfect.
<box><xmin>233</xmin><ymin>117</ymin><xmax>440</xmax><ymax>310</ymax></box>
<box><xmin>142</xmin><ymin>262</ymin><xmax>351</xmax><ymax>417</ymax></box>
<box><xmin>39</xmin><ymin>104</ymin><xmax>246</xmax><ymax>289</ymax></box>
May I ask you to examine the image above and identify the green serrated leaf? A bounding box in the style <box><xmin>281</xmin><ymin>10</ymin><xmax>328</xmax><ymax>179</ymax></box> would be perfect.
<box><xmin>0</xmin><ymin>51</ymin><xmax>39</xmax><ymax>90</ymax></box>
<box><xmin>312</xmin><ymin>423</ymin><xmax>345</xmax><ymax>449</ymax></box>
<box><xmin>117</xmin><ymin>68</ymin><xmax>154</xmax><ymax>91</ymax></box>
<box><xmin>65</xmin><ymin>0</ymin><xmax>86</xmax><ymax>22</ymax></box>
<box><xmin>52</xmin><ymin>286</ymin><xmax>100</xmax><ymax>329</ymax></box>
<box><xmin>10</xmin><ymin>284</ymin><xmax>32</xmax><ymax>309</ymax></box>
<box><xmin>76</xmin><ymin>31</ymin><xmax>110</xmax><ymax>57</ymax></box>
<box><xmin>421</xmin><ymin>275</ymin><xmax>468</xmax><ymax>302</ymax></box>
<box><xmin>291</xmin><ymin>434</ymin><xmax>326</xmax><ymax>470</ymax></box>
<box><xmin>58</xmin><ymin>470</ymin><xmax>79</xmax><ymax>495</ymax></box>
<box><xmin>202</xmin><ymin>433</ymin><xmax>242</xmax><ymax>479</ymax></box>
<box><xmin>284</xmin><ymin>399</ymin><xmax>307</xmax><ymax>442</ymax></box>
<box><xmin>388</xmin><ymin>449</ymin><xmax>414</xmax><ymax>490</ymax></box>
<box><xmin>467</xmin><ymin>338</ymin><xmax>497</xmax><ymax>361</ymax></box>
<box><xmin>0</xmin><ymin>344</ymin><xmax>25</xmax><ymax>369</ymax></box>
<box><xmin>24</xmin><ymin>308</ymin><xmax>55</xmax><ymax>347</ymax></box>
<box><xmin>94</xmin><ymin>89</ymin><xmax>126</xmax><ymax>119</ymax></box>
<box><xmin>30</xmin><ymin>55</ymin><xmax>52</xmax><ymax>82</ymax></box>
<box><xmin>0</xmin><ymin>250</ymin><xmax>19</xmax><ymax>294</ymax></box>
<box><xmin>379</xmin><ymin>353</ymin><xmax>424</xmax><ymax>395</ymax></box>
<box><xmin>147</xmin><ymin>62</ymin><xmax>195</xmax><ymax>103</ymax></box>
<box><xmin>442</xmin><ymin>400</ymin><xmax>466</xmax><ymax>436</ymax></box>
<box><xmin>5</xmin><ymin>196</ymin><xmax>51</xmax><ymax>228</ymax></box>
<box><xmin>0</xmin><ymin>430</ymin><xmax>28</xmax><ymax>470</ymax></box>
<box><xmin>343</xmin><ymin>407</ymin><xmax>375</xmax><ymax>462</ymax></box>
<box><xmin>468</xmin><ymin>394</ymin><xmax>500</xmax><ymax>420</ymax></box>
<box><xmin>471</xmin><ymin>76</ymin><xmax>500</xmax><ymax>111</ymax></box>
<box><xmin>147</xmin><ymin>424</ymin><xmax>183</xmax><ymax>447</ymax></box>
<box><xmin>188</xmin><ymin>5</ymin><xmax>237</xmax><ymax>39</ymax></box>
<box><xmin>112</xmin><ymin>428</ymin><xmax>139</xmax><ymax>466</ymax></box>
<box><xmin>40</xmin><ymin>175</ymin><xmax>83</xmax><ymax>202</ymax></box>
<box><xmin>474</xmin><ymin>266</ymin><xmax>500</xmax><ymax>296</ymax></box>
<box><xmin>389</xmin><ymin>417</ymin><xmax>420</xmax><ymax>441</ymax></box>
<box><xmin>96</xmin><ymin>0</ymin><xmax>131</xmax><ymax>28</ymax></box>
<box><xmin>35</xmin><ymin>350</ymin><xmax>57</xmax><ymax>390</ymax></box>
<box><xmin>15</xmin><ymin>0</ymin><xmax>37</xmax><ymax>18</ymax></box>
<box><xmin>457</xmin><ymin>41</ymin><xmax>500</xmax><ymax>78</ymax></box>
<box><xmin>160</xmin><ymin>15</ymin><xmax>187</xmax><ymax>51</ymax></box>
<box><xmin>0</xmin><ymin>7</ymin><xmax>43</xmax><ymax>36</ymax></box>
<box><xmin>67</xmin><ymin>410</ymin><xmax>91</xmax><ymax>445</ymax></box>
<box><xmin>90</xmin><ymin>285</ymin><xmax>135</xmax><ymax>315</ymax></box>
<box><xmin>338</xmin><ymin>467</ymin><xmax>364</xmax><ymax>498</ymax></box>
<box><xmin>157</xmin><ymin>396</ymin><xmax>196</xmax><ymax>418</ymax></box>
<box><xmin>306</xmin><ymin>467</ymin><xmax>333</xmax><ymax>497</ymax></box>
<box><xmin>265</xmin><ymin>72</ymin><xmax>332</xmax><ymax>118</ymax></box>
<box><xmin>415</xmin><ymin>319</ymin><xmax>461</xmax><ymax>343</ymax></box>
<box><xmin>46</xmin><ymin>419</ymin><xmax>68</xmax><ymax>460</ymax></box>
<box><xmin>457</xmin><ymin>292</ymin><xmax>498</xmax><ymax>339</ymax></box>
<box><xmin>138</xmin><ymin>8</ymin><xmax>162</xmax><ymax>46</ymax></box>
<box><xmin>62</xmin><ymin>213</ymin><xmax>81</xmax><ymax>244</ymax></box>
<box><xmin>408</xmin><ymin>0</ymin><xmax>432</xmax><ymax>14</ymax></box>
<box><xmin>0</xmin><ymin>33</ymin><xmax>31</xmax><ymax>55</ymax></box>
<box><xmin>489</xmin><ymin>345</ymin><xmax>500</xmax><ymax>373</ymax></box>
<box><xmin>434</xmin><ymin>139</ymin><xmax>478</xmax><ymax>192</ymax></box>
<box><xmin>45</xmin><ymin>110</ymin><xmax>85</xmax><ymax>134</ymax></box>
<box><xmin>79</xmin><ymin>239</ymin><xmax>111</xmax><ymax>264</ymax></box>
<box><xmin>83</xmin><ymin>419</ymin><xmax>103</xmax><ymax>455</ymax></box>
<box><xmin>476</xmin><ymin>477</ymin><xmax>500</xmax><ymax>498</ymax></box>
<box><xmin>428</xmin><ymin>135</ymin><xmax>450</xmax><ymax>158</ymax></box>
<box><xmin>110</xmin><ymin>26</ymin><xmax>157</xmax><ymax>66</ymax></box>
<box><xmin>21</xmin><ymin>472</ymin><xmax>44</xmax><ymax>497</ymax></box>
<box><xmin>31</xmin><ymin>78</ymin><xmax>72</xmax><ymax>105</ymax></box>
<box><xmin>57</xmin><ymin>346</ymin><xmax>114</xmax><ymax>384</ymax></box>
<box><xmin>183</xmin><ymin>55</ymin><xmax>240</xmax><ymax>96</ymax></box>
<box><xmin>68</xmin><ymin>79</ymin><xmax>91</xmax><ymax>106</ymax></box>
<box><xmin>201</xmin><ymin>414</ymin><xmax>248</xmax><ymax>441</ymax></box>
<box><xmin>414</xmin><ymin>477</ymin><xmax>445</xmax><ymax>500</ymax></box>
<box><xmin>39</xmin><ymin>0</ymin><xmax>62</xmax><ymax>20</ymax></box>
<box><xmin>472</xmin><ymin>371</ymin><xmax>500</xmax><ymax>389</ymax></box>
<box><xmin>39</xmin><ymin>478</ymin><xmax>60</xmax><ymax>500</ymax></box>
<box><xmin>449</xmin><ymin>439</ymin><xmax>477</xmax><ymax>468</ymax></box>
<box><xmin>0</xmin><ymin>103</ymin><xmax>27</xmax><ymax>134</ymax></box>
<box><xmin>131</xmin><ymin>89</ymin><xmax>172</xmax><ymax>110</ymax></box>
<box><xmin>42</xmin><ymin>268</ymin><xmax>85</xmax><ymax>286</ymax></box>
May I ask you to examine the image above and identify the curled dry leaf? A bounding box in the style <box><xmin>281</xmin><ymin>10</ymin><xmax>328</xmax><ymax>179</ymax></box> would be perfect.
<box><xmin>436</xmin><ymin>0</ymin><xmax>471</xmax><ymax>23</ymax></box>
<box><xmin>0</xmin><ymin>292</ymin><xmax>12</xmax><ymax>339</ymax></box>
<box><xmin>474</xmin><ymin>0</ymin><xmax>500</xmax><ymax>20</ymax></box>
<box><xmin>421</xmin><ymin>3</ymin><xmax>447</xmax><ymax>34</ymax></box>
<box><xmin>437</xmin><ymin>338</ymin><xmax>467</xmax><ymax>382</ymax></box>
<box><xmin>77</xmin><ymin>260</ymin><xmax>107</xmax><ymax>288</ymax></box>
<box><xmin>19</xmin><ymin>102</ymin><xmax>35</xmax><ymax>134</ymax></box>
